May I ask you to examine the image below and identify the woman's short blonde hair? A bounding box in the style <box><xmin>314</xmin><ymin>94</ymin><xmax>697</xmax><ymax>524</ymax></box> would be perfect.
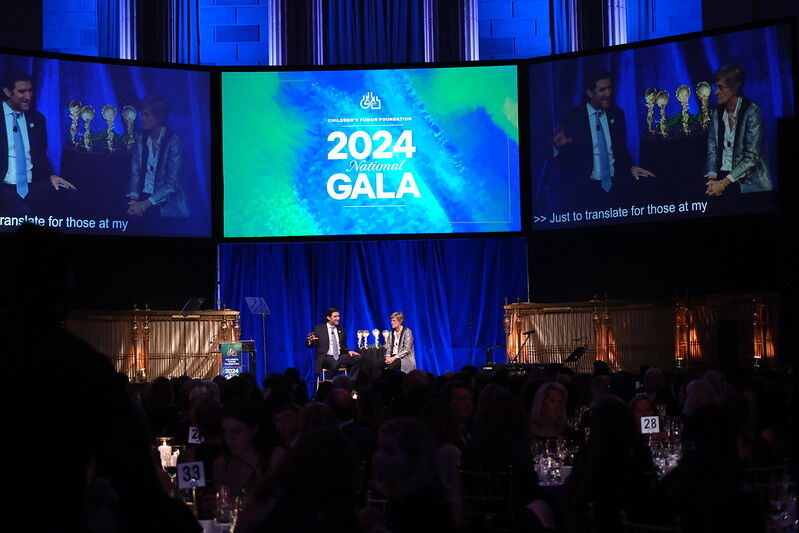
<box><xmin>390</xmin><ymin>311</ymin><xmax>404</xmax><ymax>324</ymax></box>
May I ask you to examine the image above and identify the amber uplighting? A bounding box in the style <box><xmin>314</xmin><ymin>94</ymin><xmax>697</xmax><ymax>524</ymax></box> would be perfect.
<box><xmin>674</xmin><ymin>300</ymin><xmax>701</xmax><ymax>368</ymax></box>
<box><xmin>751</xmin><ymin>297</ymin><xmax>774</xmax><ymax>368</ymax></box>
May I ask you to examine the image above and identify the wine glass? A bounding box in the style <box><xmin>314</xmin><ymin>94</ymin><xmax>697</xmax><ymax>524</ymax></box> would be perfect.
<box><xmin>770</xmin><ymin>479</ymin><xmax>788</xmax><ymax>521</ymax></box>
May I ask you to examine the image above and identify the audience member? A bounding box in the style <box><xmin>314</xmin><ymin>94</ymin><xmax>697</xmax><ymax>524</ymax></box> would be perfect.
<box><xmin>529</xmin><ymin>381</ymin><xmax>572</xmax><ymax>441</ymax></box>
<box><xmin>373</xmin><ymin>418</ymin><xmax>457</xmax><ymax>532</ymax></box>
<box><xmin>462</xmin><ymin>391</ymin><xmax>552</xmax><ymax>530</ymax></box>
<box><xmin>213</xmin><ymin>397</ymin><xmax>286</xmax><ymax>493</ymax></box>
<box><xmin>564</xmin><ymin>396</ymin><xmax>655</xmax><ymax>532</ymax></box>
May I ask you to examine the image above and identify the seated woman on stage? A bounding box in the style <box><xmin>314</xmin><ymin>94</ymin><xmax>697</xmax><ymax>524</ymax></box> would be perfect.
<box><xmin>384</xmin><ymin>311</ymin><xmax>416</xmax><ymax>373</ymax></box>
<box><xmin>704</xmin><ymin>63</ymin><xmax>772</xmax><ymax>196</ymax></box>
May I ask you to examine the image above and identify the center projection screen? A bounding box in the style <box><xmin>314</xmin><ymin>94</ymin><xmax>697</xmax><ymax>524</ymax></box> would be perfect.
<box><xmin>222</xmin><ymin>65</ymin><xmax>520</xmax><ymax>238</ymax></box>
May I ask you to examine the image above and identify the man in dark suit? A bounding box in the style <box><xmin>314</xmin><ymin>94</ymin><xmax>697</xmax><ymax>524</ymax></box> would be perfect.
<box><xmin>552</xmin><ymin>69</ymin><xmax>653</xmax><ymax>211</ymax></box>
<box><xmin>307</xmin><ymin>307</ymin><xmax>362</xmax><ymax>379</ymax></box>
<box><xmin>1</xmin><ymin>69</ymin><xmax>76</xmax><ymax>215</ymax></box>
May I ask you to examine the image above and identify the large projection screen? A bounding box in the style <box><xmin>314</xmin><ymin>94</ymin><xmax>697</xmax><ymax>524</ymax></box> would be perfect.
<box><xmin>223</xmin><ymin>65</ymin><xmax>520</xmax><ymax>238</ymax></box>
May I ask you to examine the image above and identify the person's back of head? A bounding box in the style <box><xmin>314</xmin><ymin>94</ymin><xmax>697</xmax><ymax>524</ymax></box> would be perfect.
<box><xmin>355</xmin><ymin>386</ymin><xmax>384</xmax><ymax>428</ymax></box>
<box><xmin>376</xmin><ymin>417</ymin><xmax>438</xmax><ymax>497</ymax></box>
<box><xmin>402</xmin><ymin>369</ymin><xmax>429</xmax><ymax>393</ymax></box>
<box><xmin>586</xmin><ymin>395</ymin><xmax>637</xmax><ymax>464</ymax></box>
<box><xmin>680</xmin><ymin>404</ymin><xmax>739</xmax><ymax>478</ymax></box>
<box><xmin>703</xmin><ymin>369</ymin><xmax>726</xmax><ymax>397</ymax></box>
<box><xmin>263</xmin><ymin>428</ymin><xmax>359</xmax><ymax>531</ymax></box>
<box><xmin>460</xmin><ymin>365</ymin><xmax>478</xmax><ymax>379</ymax></box>
<box><xmin>420</xmin><ymin>397</ymin><xmax>457</xmax><ymax>446</ymax></box>
<box><xmin>221</xmin><ymin>375</ymin><xmax>254</xmax><ymax>404</ymax></box>
<box><xmin>187</xmin><ymin>379</ymin><xmax>220</xmax><ymax>403</ymax></box>
<box><xmin>327</xmin><ymin>388</ymin><xmax>354</xmax><ymax>422</ymax></box>
<box><xmin>592</xmin><ymin>360</ymin><xmax>611</xmax><ymax>377</ymax></box>
<box><xmin>330</xmin><ymin>374</ymin><xmax>353</xmax><ymax>393</ymax></box>
<box><xmin>683</xmin><ymin>379</ymin><xmax>717</xmax><ymax>417</ymax></box>
<box><xmin>301</xmin><ymin>402</ymin><xmax>339</xmax><ymax>434</ymax></box>
<box><xmin>146</xmin><ymin>376</ymin><xmax>173</xmax><ymax>411</ymax></box>
<box><xmin>194</xmin><ymin>396</ymin><xmax>223</xmax><ymax>440</ymax></box>
<box><xmin>283</xmin><ymin>367</ymin><xmax>301</xmax><ymax>383</ymax></box>
<box><xmin>475</xmin><ymin>390</ymin><xmax>528</xmax><ymax>442</ymax></box>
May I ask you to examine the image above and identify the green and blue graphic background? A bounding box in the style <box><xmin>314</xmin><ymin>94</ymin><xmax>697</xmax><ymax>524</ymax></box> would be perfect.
<box><xmin>223</xmin><ymin>66</ymin><xmax>520</xmax><ymax>237</ymax></box>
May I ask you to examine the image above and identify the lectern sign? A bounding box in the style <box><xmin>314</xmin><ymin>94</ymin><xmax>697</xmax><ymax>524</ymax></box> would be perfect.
<box><xmin>220</xmin><ymin>341</ymin><xmax>243</xmax><ymax>378</ymax></box>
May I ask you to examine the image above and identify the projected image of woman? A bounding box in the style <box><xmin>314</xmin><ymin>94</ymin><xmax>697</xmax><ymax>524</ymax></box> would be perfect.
<box><xmin>126</xmin><ymin>95</ymin><xmax>189</xmax><ymax>218</ymax></box>
<box><xmin>385</xmin><ymin>311</ymin><xmax>416</xmax><ymax>373</ymax></box>
<box><xmin>704</xmin><ymin>63</ymin><xmax>772</xmax><ymax>196</ymax></box>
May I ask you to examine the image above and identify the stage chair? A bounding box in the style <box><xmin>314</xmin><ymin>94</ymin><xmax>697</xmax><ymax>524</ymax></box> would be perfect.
<box><xmin>619</xmin><ymin>511</ymin><xmax>680</xmax><ymax>532</ymax></box>
<box><xmin>315</xmin><ymin>366</ymin><xmax>348</xmax><ymax>391</ymax></box>
<box><xmin>459</xmin><ymin>466</ymin><xmax>515</xmax><ymax>532</ymax></box>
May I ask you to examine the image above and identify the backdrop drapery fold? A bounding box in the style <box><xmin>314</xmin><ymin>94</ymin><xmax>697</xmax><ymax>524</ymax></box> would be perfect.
<box><xmin>219</xmin><ymin>238</ymin><xmax>528</xmax><ymax>384</ymax></box>
<box><xmin>98</xmin><ymin>0</ymin><xmax>121</xmax><ymax>58</ymax></box>
<box><xmin>171</xmin><ymin>0</ymin><xmax>200</xmax><ymax>64</ymax></box>
<box><xmin>323</xmin><ymin>0</ymin><xmax>425</xmax><ymax>64</ymax></box>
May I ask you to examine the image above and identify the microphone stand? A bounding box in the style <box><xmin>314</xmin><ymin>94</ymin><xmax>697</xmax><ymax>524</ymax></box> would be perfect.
<box><xmin>510</xmin><ymin>331</ymin><xmax>534</xmax><ymax>364</ymax></box>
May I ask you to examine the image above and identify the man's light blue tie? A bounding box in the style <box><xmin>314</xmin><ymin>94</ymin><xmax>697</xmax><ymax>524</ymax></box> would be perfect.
<box><xmin>595</xmin><ymin>111</ymin><xmax>612</xmax><ymax>192</ymax></box>
<box><xmin>330</xmin><ymin>326</ymin><xmax>340</xmax><ymax>360</ymax></box>
<box><xmin>13</xmin><ymin>112</ymin><xmax>28</xmax><ymax>198</ymax></box>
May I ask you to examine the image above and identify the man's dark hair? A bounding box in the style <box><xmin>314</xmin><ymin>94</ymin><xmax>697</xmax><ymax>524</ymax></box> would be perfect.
<box><xmin>584</xmin><ymin>69</ymin><xmax>612</xmax><ymax>95</ymax></box>
<box><xmin>1</xmin><ymin>70</ymin><xmax>32</xmax><ymax>99</ymax></box>
<box><xmin>140</xmin><ymin>95</ymin><xmax>169</xmax><ymax>122</ymax></box>
<box><xmin>714</xmin><ymin>63</ymin><xmax>745</xmax><ymax>96</ymax></box>
<box><xmin>439</xmin><ymin>380</ymin><xmax>471</xmax><ymax>402</ymax></box>
<box><xmin>324</xmin><ymin>307</ymin><xmax>339</xmax><ymax>320</ymax></box>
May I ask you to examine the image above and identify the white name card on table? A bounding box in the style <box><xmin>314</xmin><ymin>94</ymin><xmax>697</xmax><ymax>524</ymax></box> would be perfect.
<box><xmin>641</xmin><ymin>416</ymin><xmax>660</xmax><ymax>434</ymax></box>
<box><xmin>177</xmin><ymin>461</ymin><xmax>206</xmax><ymax>489</ymax></box>
<box><xmin>188</xmin><ymin>426</ymin><xmax>205</xmax><ymax>444</ymax></box>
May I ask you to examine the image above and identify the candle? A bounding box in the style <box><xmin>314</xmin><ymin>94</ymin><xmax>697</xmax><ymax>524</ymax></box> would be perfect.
<box><xmin>158</xmin><ymin>438</ymin><xmax>172</xmax><ymax>468</ymax></box>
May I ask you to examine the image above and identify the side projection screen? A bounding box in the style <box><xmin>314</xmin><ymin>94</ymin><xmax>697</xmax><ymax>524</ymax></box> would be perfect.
<box><xmin>223</xmin><ymin>65</ymin><xmax>520</xmax><ymax>237</ymax></box>
<box><xmin>529</xmin><ymin>23</ymin><xmax>794</xmax><ymax>230</ymax></box>
<box><xmin>0</xmin><ymin>52</ymin><xmax>212</xmax><ymax>237</ymax></box>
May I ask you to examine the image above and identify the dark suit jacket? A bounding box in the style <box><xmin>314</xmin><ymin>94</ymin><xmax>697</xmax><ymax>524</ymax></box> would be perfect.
<box><xmin>308</xmin><ymin>323</ymin><xmax>350</xmax><ymax>373</ymax></box>
<box><xmin>0</xmin><ymin>108</ymin><xmax>54</xmax><ymax>184</ymax></box>
<box><xmin>554</xmin><ymin>103</ymin><xmax>633</xmax><ymax>201</ymax></box>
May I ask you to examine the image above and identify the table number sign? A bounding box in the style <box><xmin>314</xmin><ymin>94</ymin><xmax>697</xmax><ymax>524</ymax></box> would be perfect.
<box><xmin>177</xmin><ymin>461</ymin><xmax>206</xmax><ymax>489</ymax></box>
<box><xmin>641</xmin><ymin>416</ymin><xmax>660</xmax><ymax>434</ymax></box>
<box><xmin>188</xmin><ymin>426</ymin><xmax>205</xmax><ymax>444</ymax></box>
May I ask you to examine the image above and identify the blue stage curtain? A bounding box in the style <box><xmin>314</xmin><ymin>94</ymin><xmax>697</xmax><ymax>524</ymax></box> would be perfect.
<box><xmin>172</xmin><ymin>0</ymin><xmax>200</xmax><ymax>64</ymax></box>
<box><xmin>625</xmin><ymin>0</ymin><xmax>651</xmax><ymax>44</ymax></box>
<box><xmin>219</xmin><ymin>238</ymin><xmax>529</xmax><ymax>384</ymax></box>
<box><xmin>98</xmin><ymin>0</ymin><xmax>121</xmax><ymax>58</ymax></box>
<box><xmin>552</xmin><ymin>0</ymin><xmax>575</xmax><ymax>54</ymax></box>
<box><xmin>323</xmin><ymin>0</ymin><xmax>425</xmax><ymax>64</ymax></box>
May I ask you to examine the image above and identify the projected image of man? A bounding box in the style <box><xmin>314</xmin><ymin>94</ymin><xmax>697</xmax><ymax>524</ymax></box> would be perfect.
<box><xmin>126</xmin><ymin>96</ymin><xmax>189</xmax><ymax>219</ymax></box>
<box><xmin>0</xmin><ymin>70</ymin><xmax>76</xmax><ymax>215</ymax></box>
<box><xmin>552</xmin><ymin>69</ymin><xmax>654</xmax><ymax>210</ymax></box>
<box><xmin>704</xmin><ymin>63</ymin><xmax>772</xmax><ymax>197</ymax></box>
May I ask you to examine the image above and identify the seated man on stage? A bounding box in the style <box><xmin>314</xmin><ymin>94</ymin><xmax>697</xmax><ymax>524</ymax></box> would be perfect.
<box><xmin>1</xmin><ymin>69</ymin><xmax>77</xmax><ymax>216</ymax></box>
<box><xmin>307</xmin><ymin>307</ymin><xmax>362</xmax><ymax>379</ymax></box>
<box><xmin>384</xmin><ymin>311</ymin><xmax>416</xmax><ymax>373</ymax></box>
